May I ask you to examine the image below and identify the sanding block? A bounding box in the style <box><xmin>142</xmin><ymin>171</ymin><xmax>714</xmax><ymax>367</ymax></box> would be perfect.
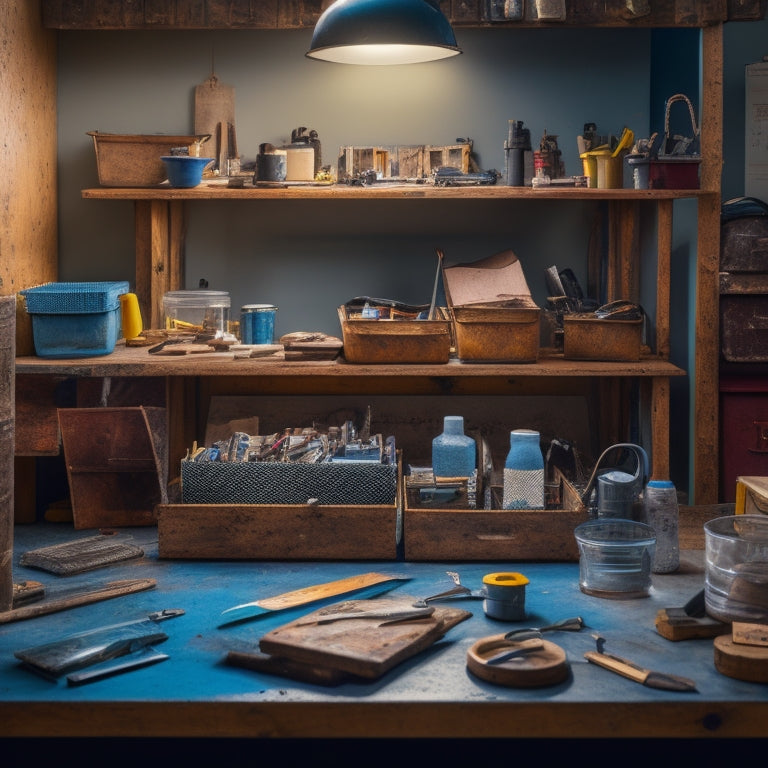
<box><xmin>655</xmin><ymin>588</ymin><xmax>730</xmax><ymax>641</ymax></box>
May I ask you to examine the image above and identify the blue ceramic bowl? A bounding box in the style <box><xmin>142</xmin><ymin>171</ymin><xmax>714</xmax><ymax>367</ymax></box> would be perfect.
<box><xmin>161</xmin><ymin>156</ymin><xmax>213</xmax><ymax>188</ymax></box>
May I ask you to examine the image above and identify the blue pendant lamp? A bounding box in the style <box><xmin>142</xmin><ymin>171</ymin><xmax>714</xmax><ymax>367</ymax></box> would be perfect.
<box><xmin>306</xmin><ymin>0</ymin><xmax>462</xmax><ymax>65</ymax></box>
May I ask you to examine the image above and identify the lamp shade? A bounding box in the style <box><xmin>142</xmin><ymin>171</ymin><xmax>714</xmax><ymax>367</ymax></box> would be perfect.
<box><xmin>306</xmin><ymin>0</ymin><xmax>462</xmax><ymax>65</ymax></box>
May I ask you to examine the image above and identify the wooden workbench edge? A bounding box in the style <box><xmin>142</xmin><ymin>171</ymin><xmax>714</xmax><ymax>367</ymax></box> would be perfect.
<box><xmin>1</xmin><ymin>700</ymin><xmax>765</xmax><ymax>738</ymax></box>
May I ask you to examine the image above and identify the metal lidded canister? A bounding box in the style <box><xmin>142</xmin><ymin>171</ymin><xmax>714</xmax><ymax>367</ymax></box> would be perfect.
<box><xmin>240</xmin><ymin>304</ymin><xmax>278</xmax><ymax>344</ymax></box>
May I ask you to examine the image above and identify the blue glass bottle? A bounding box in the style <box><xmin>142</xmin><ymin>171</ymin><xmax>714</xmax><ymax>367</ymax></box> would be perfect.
<box><xmin>432</xmin><ymin>416</ymin><xmax>476</xmax><ymax>479</ymax></box>
<box><xmin>503</xmin><ymin>429</ymin><xmax>545</xmax><ymax>509</ymax></box>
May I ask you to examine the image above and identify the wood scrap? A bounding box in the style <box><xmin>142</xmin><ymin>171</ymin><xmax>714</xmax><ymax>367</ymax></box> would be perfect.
<box><xmin>0</xmin><ymin>579</ymin><xmax>157</xmax><ymax>625</ymax></box>
<box><xmin>655</xmin><ymin>607</ymin><xmax>729</xmax><ymax>641</ymax></box>
<box><xmin>20</xmin><ymin>534</ymin><xmax>144</xmax><ymax>575</ymax></box>
<box><xmin>280</xmin><ymin>331</ymin><xmax>342</xmax><ymax>360</ymax></box>
<box><xmin>256</xmin><ymin>596</ymin><xmax>471</xmax><ymax>680</ymax></box>
<box><xmin>13</xmin><ymin>580</ymin><xmax>45</xmax><ymax>607</ymax></box>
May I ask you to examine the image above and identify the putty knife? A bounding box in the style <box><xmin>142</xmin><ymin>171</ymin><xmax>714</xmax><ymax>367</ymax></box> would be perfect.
<box><xmin>218</xmin><ymin>572</ymin><xmax>410</xmax><ymax>627</ymax></box>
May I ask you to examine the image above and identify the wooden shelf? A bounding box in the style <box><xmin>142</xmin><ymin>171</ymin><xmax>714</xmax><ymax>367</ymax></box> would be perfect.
<box><xmin>14</xmin><ymin>346</ymin><xmax>686</xmax><ymax>379</ymax></box>
<box><xmin>66</xmin><ymin>25</ymin><xmax>726</xmax><ymax>507</ymax></box>
<box><xmin>82</xmin><ymin>185</ymin><xmax>709</xmax><ymax>202</ymax></box>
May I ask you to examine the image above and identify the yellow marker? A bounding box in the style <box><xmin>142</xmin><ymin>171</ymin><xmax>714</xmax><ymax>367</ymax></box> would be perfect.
<box><xmin>119</xmin><ymin>292</ymin><xmax>143</xmax><ymax>340</ymax></box>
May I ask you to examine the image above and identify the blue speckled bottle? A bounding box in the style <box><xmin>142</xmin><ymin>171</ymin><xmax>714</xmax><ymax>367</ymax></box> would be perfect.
<box><xmin>432</xmin><ymin>416</ymin><xmax>476</xmax><ymax>479</ymax></box>
<box><xmin>503</xmin><ymin>429</ymin><xmax>545</xmax><ymax>509</ymax></box>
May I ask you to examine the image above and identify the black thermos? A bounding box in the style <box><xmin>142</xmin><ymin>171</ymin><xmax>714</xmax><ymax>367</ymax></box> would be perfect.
<box><xmin>505</xmin><ymin>119</ymin><xmax>530</xmax><ymax>187</ymax></box>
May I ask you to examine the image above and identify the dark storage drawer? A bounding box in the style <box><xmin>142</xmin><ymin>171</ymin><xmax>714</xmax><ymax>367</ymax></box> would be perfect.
<box><xmin>720</xmin><ymin>376</ymin><xmax>768</xmax><ymax>502</ymax></box>
<box><xmin>721</xmin><ymin>216</ymin><xmax>768</xmax><ymax>272</ymax></box>
<box><xmin>720</xmin><ymin>272</ymin><xmax>768</xmax><ymax>362</ymax></box>
<box><xmin>721</xmin><ymin>197</ymin><xmax>768</xmax><ymax>272</ymax></box>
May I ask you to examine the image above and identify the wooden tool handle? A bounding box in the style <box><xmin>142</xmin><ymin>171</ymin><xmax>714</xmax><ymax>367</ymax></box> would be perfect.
<box><xmin>584</xmin><ymin>650</ymin><xmax>648</xmax><ymax>684</ymax></box>
<box><xmin>257</xmin><ymin>572</ymin><xmax>402</xmax><ymax>610</ymax></box>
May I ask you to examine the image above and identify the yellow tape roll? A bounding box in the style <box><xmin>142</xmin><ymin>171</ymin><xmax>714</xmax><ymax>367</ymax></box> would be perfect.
<box><xmin>483</xmin><ymin>572</ymin><xmax>529</xmax><ymax>589</ymax></box>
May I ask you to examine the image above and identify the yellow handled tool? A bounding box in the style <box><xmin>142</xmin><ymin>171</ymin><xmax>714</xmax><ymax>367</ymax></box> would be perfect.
<box><xmin>119</xmin><ymin>292</ymin><xmax>143</xmax><ymax>340</ymax></box>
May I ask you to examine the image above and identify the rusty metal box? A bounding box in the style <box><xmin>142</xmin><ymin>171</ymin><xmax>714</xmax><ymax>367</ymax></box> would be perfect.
<box><xmin>442</xmin><ymin>250</ymin><xmax>541</xmax><ymax>363</ymax></box>
<box><xmin>721</xmin><ymin>215</ymin><xmax>768</xmax><ymax>272</ymax></box>
<box><xmin>337</xmin><ymin>305</ymin><xmax>451</xmax><ymax>364</ymax></box>
<box><xmin>449</xmin><ymin>305</ymin><xmax>540</xmax><ymax>363</ymax></box>
<box><xmin>720</xmin><ymin>273</ymin><xmax>768</xmax><ymax>362</ymax></box>
<box><xmin>563</xmin><ymin>314</ymin><xmax>643</xmax><ymax>362</ymax></box>
<box><xmin>720</xmin><ymin>196</ymin><xmax>768</xmax><ymax>272</ymax></box>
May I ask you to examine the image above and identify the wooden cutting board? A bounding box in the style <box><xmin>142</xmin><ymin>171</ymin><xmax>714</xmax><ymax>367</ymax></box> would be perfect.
<box><xmin>257</xmin><ymin>596</ymin><xmax>471</xmax><ymax>680</ymax></box>
<box><xmin>194</xmin><ymin>72</ymin><xmax>235</xmax><ymax>169</ymax></box>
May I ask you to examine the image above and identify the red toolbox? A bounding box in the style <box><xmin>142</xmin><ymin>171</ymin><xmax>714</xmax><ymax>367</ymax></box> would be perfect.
<box><xmin>720</xmin><ymin>375</ymin><xmax>768</xmax><ymax>502</ymax></box>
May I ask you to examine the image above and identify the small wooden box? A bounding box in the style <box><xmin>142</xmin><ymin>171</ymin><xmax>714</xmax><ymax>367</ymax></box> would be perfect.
<box><xmin>563</xmin><ymin>314</ymin><xmax>643</xmax><ymax>362</ymax></box>
<box><xmin>88</xmin><ymin>131</ymin><xmax>200</xmax><ymax>187</ymax></box>
<box><xmin>156</xmin><ymin>502</ymin><xmax>399</xmax><ymax>560</ymax></box>
<box><xmin>404</xmin><ymin>473</ymin><xmax>587</xmax><ymax>561</ymax></box>
<box><xmin>735</xmin><ymin>476</ymin><xmax>768</xmax><ymax>516</ymax></box>
<box><xmin>337</xmin><ymin>305</ymin><xmax>451</xmax><ymax>364</ymax></box>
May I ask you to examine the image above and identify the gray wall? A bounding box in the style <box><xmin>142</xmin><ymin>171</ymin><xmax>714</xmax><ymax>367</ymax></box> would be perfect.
<box><xmin>54</xmin><ymin>20</ymin><xmax>768</xmax><ymax>498</ymax></box>
<box><xmin>57</xmin><ymin>27</ymin><xmax>652</xmax><ymax>325</ymax></box>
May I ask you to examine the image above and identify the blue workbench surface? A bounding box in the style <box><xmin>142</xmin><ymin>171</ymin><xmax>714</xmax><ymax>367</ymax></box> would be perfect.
<box><xmin>1</xmin><ymin>522</ymin><xmax>767</xmax><ymax>743</ymax></box>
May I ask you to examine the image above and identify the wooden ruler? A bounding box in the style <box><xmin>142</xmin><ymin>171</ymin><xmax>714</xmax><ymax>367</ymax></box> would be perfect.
<box><xmin>0</xmin><ymin>579</ymin><xmax>156</xmax><ymax>624</ymax></box>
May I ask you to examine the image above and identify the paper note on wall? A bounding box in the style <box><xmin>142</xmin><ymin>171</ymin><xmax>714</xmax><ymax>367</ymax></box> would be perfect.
<box><xmin>746</xmin><ymin>61</ymin><xmax>768</xmax><ymax>203</ymax></box>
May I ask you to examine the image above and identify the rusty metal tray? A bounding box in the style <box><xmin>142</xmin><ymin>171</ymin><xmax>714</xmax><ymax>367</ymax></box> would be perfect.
<box><xmin>337</xmin><ymin>305</ymin><xmax>452</xmax><ymax>364</ymax></box>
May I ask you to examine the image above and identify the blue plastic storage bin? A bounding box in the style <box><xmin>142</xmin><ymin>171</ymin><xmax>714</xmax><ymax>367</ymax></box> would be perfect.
<box><xmin>20</xmin><ymin>281</ymin><xmax>130</xmax><ymax>358</ymax></box>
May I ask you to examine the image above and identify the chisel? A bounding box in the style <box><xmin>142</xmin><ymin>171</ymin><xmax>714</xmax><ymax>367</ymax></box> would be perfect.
<box><xmin>584</xmin><ymin>634</ymin><xmax>697</xmax><ymax>692</ymax></box>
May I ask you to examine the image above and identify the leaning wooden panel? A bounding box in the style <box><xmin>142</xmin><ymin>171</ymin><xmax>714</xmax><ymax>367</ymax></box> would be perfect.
<box><xmin>59</xmin><ymin>406</ymin><xmax>167</xmax><ymax>529</ymax></box>
<box><xmin>156</xmin><ymin>503</ymin><xmax>399</xmax><ymax>560</ymax></box>
<box><xmin>14</xmin><ymin>374</ymin><xmax>67</xmax><ymax>456</ymax></box>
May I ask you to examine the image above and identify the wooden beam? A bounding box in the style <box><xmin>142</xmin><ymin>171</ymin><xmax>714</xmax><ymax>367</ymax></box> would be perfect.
<box><xmin>41</xmin><ymin>0</ymin><xmax>755</xmax><ymax>30</ymax></box>
<box><xmin>693</xmin><ymin>24</ymin><xmax>724</xmax><ymax>505</ymax></box>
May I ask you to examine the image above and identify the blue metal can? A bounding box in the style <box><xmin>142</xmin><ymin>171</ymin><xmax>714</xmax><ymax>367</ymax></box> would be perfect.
<box><xmin>240</xmin><ymin>304</ymin><xmax>278</xmax><ymax>344</ymax></box>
